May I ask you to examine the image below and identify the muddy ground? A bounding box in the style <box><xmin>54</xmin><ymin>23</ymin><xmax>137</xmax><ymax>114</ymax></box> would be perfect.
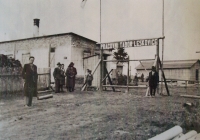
<box><xmin>0</xmin><ymin>85</ymin><xmax>200</xmax><ymax>140</ymax></box>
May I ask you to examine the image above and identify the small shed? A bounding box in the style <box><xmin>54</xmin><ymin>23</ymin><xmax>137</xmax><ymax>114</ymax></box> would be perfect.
<box><xmin>135</xmin><ymin>59</ymin><xmax>200</xmax><ymax>81</ymax></box>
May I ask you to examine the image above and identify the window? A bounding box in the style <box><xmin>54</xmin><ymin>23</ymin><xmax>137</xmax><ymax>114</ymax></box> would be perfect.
<box><xmin>50</xmin><ymin>48</ymin><xmax>55</xmax><ymax>53</ymax></box>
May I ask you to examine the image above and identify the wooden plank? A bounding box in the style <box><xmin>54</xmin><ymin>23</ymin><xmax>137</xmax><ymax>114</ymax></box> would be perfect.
<box><xmin>104</xmin><ymin>66</ymin><xmax>115</xmax><ymax>92</ymax></box>
<box><xmin>158</xmin><ymin>57</ymin><xmax>170</xmax><ymax>96</ymax></box>
<box><xmin>37</xmin><ymin>94</ymin><xmax>53</xmax><ymax>100</ymax></box>
<box><xmin>101</xmin><ymin>69</ymin><xmax>113</xmax><ymax>82</ymax></box>
<box><xmin>83</xmin><ymin>54</ymin><xmax>99</xmax><ymax>59</ymax></box>
<box><xmin>104</xmin><ymin>59</ymin><xmax>154</xmax><ymax>62</ymax></box>
<box><xmin>180</xmin><ymin>95</ymin><xmax>200</xmax><ymax>99</ymax></box>
<box><xmin>102</xmin><ymin>85</ymin><xmax>146</xmax><ymax>88</ymax></box>
<box><xmin>38</xmin><ymin>90</ymin><xmax>52</xmax><ymax>94</ymax></box>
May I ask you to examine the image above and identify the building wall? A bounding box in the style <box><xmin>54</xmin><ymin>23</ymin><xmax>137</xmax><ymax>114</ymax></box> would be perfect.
<box><xmin>163</xmin><ymin>69</ymin><xmax>190</xmax><ymax>80</ymax></box>
<box><xmin>190</xmin><ymin>61</ymin><xmax>200</xmax><ymax>81</ymax></box>
<box><xmin>0</xmin><ymin>35</ymin><xmax>71</xmax><ymax>68</ymax></box>
<box><xmin>0</xmin><ymin>34</ymin><xmax>99</xmax><ymax>85</ymax></box>
<box><xmin>71</xmin><ymin>35</ymin><xmax>97</xmax><ymax>76</ymax></box>
<box><xmin>137</xmin><ymin>68</ymin><xmax>191</xmax><ymax>81</ymax></box>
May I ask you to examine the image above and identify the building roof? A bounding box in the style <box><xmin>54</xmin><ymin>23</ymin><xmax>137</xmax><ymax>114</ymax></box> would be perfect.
<box><xmin>135</xmin><ymin>59</ymin><xmax>199</xmax><ymax>70</ymax></box>
<box><xmin>0</xmin><ymin>32</ymin><xmax>98</xmax><ymax>44</ymax></box>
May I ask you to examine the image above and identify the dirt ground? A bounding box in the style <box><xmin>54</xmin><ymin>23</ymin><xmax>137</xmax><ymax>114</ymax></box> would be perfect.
<box><xmin>0</xmin><ymin>85</ymin><xmax>200</xmax><ymax>140</ymax></box>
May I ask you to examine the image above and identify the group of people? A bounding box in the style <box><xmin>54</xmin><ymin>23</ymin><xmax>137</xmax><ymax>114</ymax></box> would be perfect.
<box><xmin>53</xmin><ymin>62</ymin><xmax>77</xmax><ymax>93</ymax></box>
<box><xmin>21</xmin><ymin>56</ymin><xmax>94</xmax><ymax>107</ymax></box>
<box><xmin>21</xmin><ymin>56</ymin><xmax>158</xmax><ymax>107</ymax></box>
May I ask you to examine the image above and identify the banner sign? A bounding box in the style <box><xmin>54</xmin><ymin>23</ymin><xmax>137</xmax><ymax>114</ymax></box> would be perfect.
<box><xmin>101</xmin><ymin>38</ymin><xmax>158</xmax><ymax>49</ymax></box>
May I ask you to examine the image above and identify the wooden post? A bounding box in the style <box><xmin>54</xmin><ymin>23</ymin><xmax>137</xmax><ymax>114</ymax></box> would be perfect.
<box><xmin>158</xmin><ymin>57</ymin><xmax>170</xmax><ymax>96</ymax></box>
<box><xmin>127</xmin><ymin>56</ymin><xmax>130</xmax><ymax>93</ymax></box>
<box><xmin>156</xmin><ymin>39</ymin><xmax>159</xmax><ymax>95</ymax></box>
<box><xmin>100</xmin><ymin>48</ymin><xmax>103</xmax><ymax>92</ymax></box>
<box><xmin>48</xmin><ymin>45</ymin><xmax>51</xmax><ymax>87</ymax></box>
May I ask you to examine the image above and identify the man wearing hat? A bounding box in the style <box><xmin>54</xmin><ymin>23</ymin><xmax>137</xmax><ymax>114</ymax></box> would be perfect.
<box><xmin>148</xmin><ymin>66</ymin><xmax>159</xmax><ymax>96</ymax></box>
<box><xmin>66</xmin><ymin>62</ymin><xmax>77</xmax><ymax>92</ymax></box>
<box><xmin>53</xmin><ymin>62</ymin><xmax>61</xmax><ymax>93</ymax></box>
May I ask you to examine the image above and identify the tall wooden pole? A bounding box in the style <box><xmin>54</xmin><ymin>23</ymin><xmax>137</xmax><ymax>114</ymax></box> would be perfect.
<box><xmin>161</xmin><ymin>0</ymin><xmax>165</xmax><ymax>94</ymax></box>
<box><xmin>99</xmin><ymin>0</ymin><xmax>102</xmax><ymax>92</ymax></box>
<box><xmin>156</xmin><ymin>39</ymin><xmax>160</xmax><ymax>95</ymax></box>
<box><xmin>100</xmin><ymin>48</ymin><xmax>103</xmax><ymax>92</ymax></box>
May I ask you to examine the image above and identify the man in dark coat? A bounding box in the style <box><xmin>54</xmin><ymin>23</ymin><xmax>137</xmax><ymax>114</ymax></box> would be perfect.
<box><xmin>148</xmin><ymin>66</ymin><xmax>159</xmax><ymax>96</ymax></box>
<box><xmin>66</xmin><ymin>62</ymin><xmax>77</xmax><ymax>92</ymax></box>
<box><xmin>22</xmin><ymin>56</ymin><xmax>38</xmax><ymax>107</ymax></box>
<box><xmin>53</xmin><ymin>62</ymin><xmax>61</xmax><ymax>93</ymax></box>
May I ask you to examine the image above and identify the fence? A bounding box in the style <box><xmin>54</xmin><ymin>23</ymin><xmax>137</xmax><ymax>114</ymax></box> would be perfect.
<box><xmin>0</xmin><ymin>67</ymin><xmax>50</xmax><ymax>94</ymax></box>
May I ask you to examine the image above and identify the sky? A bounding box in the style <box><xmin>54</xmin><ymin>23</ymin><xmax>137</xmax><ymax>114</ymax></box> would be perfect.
<box><xmin>0</xmin><ymin>0</ymin><xmax>200</xmax><ymax>64</ymax></box>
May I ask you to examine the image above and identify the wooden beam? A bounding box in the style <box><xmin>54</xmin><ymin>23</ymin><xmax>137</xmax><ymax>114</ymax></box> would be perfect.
<box><xmin>100</xmin><ymin>48</ymin><xmax>103</xmax><ymax>92</ymax></box>
<box><xmin>158</xmin><ymin>57</ymin><xmax>170</xmax><ymax>96</ymax></box>
<box><xmin>38</xmin><ymin>90</ymin><xmax>52</xmax><ymax>94</ymax></box>
<box><xmin>83</xmin><ymin>54</ymin><xmax>99</xmax><ymax>59</ymax></box>
<box><xmin>103</xmin><ymin>59</ymin><xmax>154</xmax><ymax>62</ymax></box>
<box><xmin>101</xmin><ymin>69</ymin><xmax>113</xmax><ymax>82</ymax></box>
<box><xmin>102</xmin><ymin>85</ymin><xmax>147</xmax><ymax>88</ymax></box>
<box><xmin>180</xmin><ymin>95</ymin><xmax>200</xmax><ymax>99</ymax></box>
<box><xmin>104</xmin><ymin>67</ymin><xmax>115</xmax><ymax>92</ymax></box>
<box><xmin>37</xmin><ymin>94</ymin><xmax>53</xmax><ymax>100</ymax></box>
<box><xmin>98</xmin><ymin>37</ymin><xmax>165</xmax><ymax>45</ymax></box>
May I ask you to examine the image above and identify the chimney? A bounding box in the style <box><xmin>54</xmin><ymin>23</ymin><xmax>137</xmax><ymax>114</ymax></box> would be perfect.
<box><xmin>33</xmin><ymin>19</ymin><xmax>40</xmax><ymax>37</ymax></box>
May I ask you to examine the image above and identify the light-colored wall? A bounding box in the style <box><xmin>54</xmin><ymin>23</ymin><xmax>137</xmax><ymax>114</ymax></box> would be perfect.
<box><xmin>163</xmin><ymin>69</ymin><xmax>190</xmax><ymax>80</ymax></box>
<box><xmin>83</xmin><ymin>55</ymin><xmax>100</xmax><ymax>87</ymax></box>
<box><xmin>190</xmin><ymin>62</ymin><xmax>200</xmax><ymax>81</ymax></box>
<box><xmin>0</xmin><ymin>35</ymin><xmax>71</xmax><ymax>68</ymax></box>
<box><xmin>71</xmin><ymin>35</ymin><xmax>97</xmax><ymax>76</ymax></box>
<box><xmin>137</xmin><ymin>68</ymin><xmax>191</xmax><ymax>81</ymax></box>
<box><xmin>55</xmin><ymin>45</ymin><xmax>71</xmax><ymax>70</ymax></box>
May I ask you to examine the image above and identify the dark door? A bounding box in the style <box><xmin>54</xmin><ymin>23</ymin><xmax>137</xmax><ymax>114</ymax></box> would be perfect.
<box><xmin>196</xmin><ymin>69</ymin><xmax>199</xmax><ymax>81</ymax></box>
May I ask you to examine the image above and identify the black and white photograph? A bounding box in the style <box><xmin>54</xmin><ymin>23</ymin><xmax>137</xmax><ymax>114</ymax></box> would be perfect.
<box><xmin>0</xmin><ymin>0</ymin><xmax>200</xmax><ymax>139</ymax></box>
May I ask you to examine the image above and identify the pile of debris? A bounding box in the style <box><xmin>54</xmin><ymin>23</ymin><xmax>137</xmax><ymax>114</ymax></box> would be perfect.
<box><xmin>0</xmin><ymin>54</ymin><xmax>22</xmax><ymax>68</ymax></box>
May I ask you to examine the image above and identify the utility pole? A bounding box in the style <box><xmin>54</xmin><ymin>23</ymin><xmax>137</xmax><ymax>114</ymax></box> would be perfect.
<box><xmin>161</xmin><ymin>0</ymin><xmax>165</xmax><ymax>95</ymax></box>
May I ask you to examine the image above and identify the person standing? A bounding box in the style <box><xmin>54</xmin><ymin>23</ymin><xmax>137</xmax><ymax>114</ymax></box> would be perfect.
<box><xmin>86</xmin><ymin>69</ymin><xmax>93</xmax><ymax>91</ymax></box>
<box><xmin>53</xmin><ymin>62</ymin><xmax>61</xmax><ymax>93</ymax></box>
<box><xmin>148</xmin><ymin>66</ymin><xmax>159</xmax><ymax>96</ymax></box>
<box><xmin>66</xmin><ymin>62</ymin><xmax>77</xmax><ymax>92</ymax></box>
<box><xmin>141</xmin><ymin>73</ymin><xmax>144</xmax><ymax>82</ymax></box>
<box><xmin>22</xmin><ymin>56</ymin><xmax>38</xmax><ymax>107</ymax></box>
<box><xmin>60</xmin><ymin>64</ymin><xmax>65</xmax><ymax>92</ymax></box>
